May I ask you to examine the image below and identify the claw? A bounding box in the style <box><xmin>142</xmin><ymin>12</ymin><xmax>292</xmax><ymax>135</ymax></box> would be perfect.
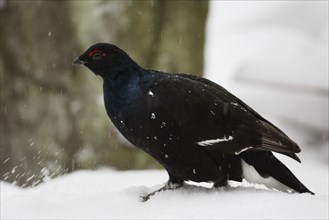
<box><xmin>141</xmin><ymin>181</ymin><xmax>183</xmax><ymax>202</ymax></box>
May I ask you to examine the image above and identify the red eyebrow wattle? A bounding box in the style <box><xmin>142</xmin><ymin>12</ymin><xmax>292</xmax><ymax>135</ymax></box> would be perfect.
<box><xmin>89</xmin><ymin>49</ymin><xmax>103</xmax><ymax>57</ymax></box>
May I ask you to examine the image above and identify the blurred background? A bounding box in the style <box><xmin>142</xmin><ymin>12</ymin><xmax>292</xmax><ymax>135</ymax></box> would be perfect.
<box><xmin>0</xmin><ymin>0</ymin><xmax>327</xmax><ymax>187</ymax></box>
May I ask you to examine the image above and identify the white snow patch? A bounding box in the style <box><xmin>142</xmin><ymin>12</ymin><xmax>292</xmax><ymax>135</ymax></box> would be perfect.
<box><xmin>120</xmin><ymin>120</ymin><xmax>125</xmax><ymax>126</ymax></box>
<box><xmin>148</xmin><ymin>90</ymin><xmax>154</xmax><ymax>97</ymax></box>
<box><xmin>197</xmin><ymin>136</ymin><xmax>234</xmax><ymax>146</ymax></box>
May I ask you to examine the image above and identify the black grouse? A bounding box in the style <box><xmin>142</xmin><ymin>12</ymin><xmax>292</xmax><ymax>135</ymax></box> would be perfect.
<box><xmin>73</xmin><ymin>43</ymin><xmax>314</xmax><ymax>200</ymax></box>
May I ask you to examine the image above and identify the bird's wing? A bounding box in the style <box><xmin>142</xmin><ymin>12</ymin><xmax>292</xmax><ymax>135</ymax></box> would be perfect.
<box><xmin>147</xmin><ymin>73</ymin><xmax>301</xmax><ymax>162</ymax></box>
<box><xmin>175</xmin><ymin>73</ymin><xmax>301</xmax><ymax>162</ymax></box>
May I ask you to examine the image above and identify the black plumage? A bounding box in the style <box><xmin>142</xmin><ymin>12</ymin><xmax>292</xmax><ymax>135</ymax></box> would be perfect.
<box><xmin>73</xmin><ymin>43</ymin><xmax>314</xmax><ymax>200</ymax></box>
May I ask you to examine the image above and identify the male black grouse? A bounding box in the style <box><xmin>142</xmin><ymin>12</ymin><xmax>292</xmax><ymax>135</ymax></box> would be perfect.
<box><xmin>74</xmin><ymin>43</ymin><xmax>314</xmax><ymax>200</ymax></box>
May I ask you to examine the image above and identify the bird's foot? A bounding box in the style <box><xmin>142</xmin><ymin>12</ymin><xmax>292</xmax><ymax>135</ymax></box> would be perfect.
<box><xmin>213</xmin><ymin>177</ymin><xmax>228</xmax><ymax>188</ymax></box>
<box><xmin>141</xmin><ymin>181</ymin><xmax>183</xmax><ymax>202</ymax></box>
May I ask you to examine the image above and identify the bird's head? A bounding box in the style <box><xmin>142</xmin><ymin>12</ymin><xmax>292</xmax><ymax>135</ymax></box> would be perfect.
<box><xmin>73</xmin><ymin>43</ymin><xmax>138</xmax><ymax>77</ymax></box>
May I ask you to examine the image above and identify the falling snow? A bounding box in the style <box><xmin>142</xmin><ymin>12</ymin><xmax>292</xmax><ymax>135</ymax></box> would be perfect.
<box><xmin>11</xmin><ymin>166</ymin><xmax>18</xmax><ymax>174</ymax></box>
<box><xmin>120</xmin><ymin>120</ymin><xmax>125</xmax><ymax>127</ymax></box>
<box><xmin>148</xmin><ymin>90</ymin><xmax>154</xmax><ymax>97</ymax></box>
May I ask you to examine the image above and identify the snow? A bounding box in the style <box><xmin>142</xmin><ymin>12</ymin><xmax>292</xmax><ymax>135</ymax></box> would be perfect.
<box><xmin>148</xmin><ymin>90</ymin><xmax>154</xmax><ymax>97</ymax></box>
<box><xmin>1</xmin><ymin>148</ymin><xmax>328</xmax><ymax>219</ymax></box>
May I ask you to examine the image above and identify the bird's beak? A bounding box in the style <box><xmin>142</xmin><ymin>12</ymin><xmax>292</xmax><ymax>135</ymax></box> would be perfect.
<box><xmin>73</xmin><ymin>57</ymin><xmax>87</xmax><ymax>66</ymax></box>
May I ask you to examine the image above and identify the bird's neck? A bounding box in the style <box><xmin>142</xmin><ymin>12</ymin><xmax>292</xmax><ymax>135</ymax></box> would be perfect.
<box><xmin>102</xmin><ymin>66</ymin><xmax>156</xmax><ymax>118</ymax></box>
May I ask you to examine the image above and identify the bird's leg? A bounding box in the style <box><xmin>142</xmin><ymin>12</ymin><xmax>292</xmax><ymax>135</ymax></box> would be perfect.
<box><xmin>213</xmin><ymin>173</ymin><xmax>228</xmax><ymax>188</ymax></box>
<box><xmin>213</xmin><ymin>179</ymin><xmax>228</xmax><ymax>188</ymax></box>
<box><xmin>140</xmin><ymin>181</ymin><xmax>183</xmax><ymax>202</ymax></box>
<box><xmin>141</xmin><ymin>174</ymin><xmax>183</xmax><ymax>202</ymax></box>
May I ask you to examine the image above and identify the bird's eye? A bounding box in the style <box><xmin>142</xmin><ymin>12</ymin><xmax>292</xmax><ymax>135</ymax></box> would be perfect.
<box><xmin>93</xmin><ymin>52</ymin><xmax>103</xmax><ymax>61</ymax></box>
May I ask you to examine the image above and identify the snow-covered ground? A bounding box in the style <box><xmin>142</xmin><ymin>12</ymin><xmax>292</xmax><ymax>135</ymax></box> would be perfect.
<box><xmin>1</xmin><ymin>147</ymin><xmax>328</xmax><ymax>219</ymax></box>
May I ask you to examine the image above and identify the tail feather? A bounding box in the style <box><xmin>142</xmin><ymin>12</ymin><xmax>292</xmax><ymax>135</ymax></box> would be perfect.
<box><xmin>240</xmin><ymin>151</ymin><xmax>314</xmax><ymax>194</ymax></box>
